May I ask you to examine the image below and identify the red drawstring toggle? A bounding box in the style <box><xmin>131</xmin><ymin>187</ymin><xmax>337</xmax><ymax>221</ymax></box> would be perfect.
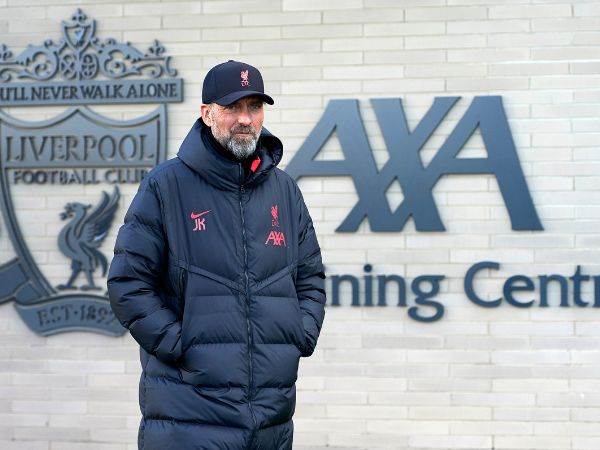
<box><xmin>250</xmin><ymin>156</ymin><xmax>261</xmax><ymax>172</ymax></box>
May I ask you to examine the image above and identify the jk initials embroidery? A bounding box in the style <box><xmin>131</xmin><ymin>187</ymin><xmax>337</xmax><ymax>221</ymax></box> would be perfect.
<box><xmin>190</xmin><ymin>210</ymin><xmax>211</xmax><ymax>231</ymax></box>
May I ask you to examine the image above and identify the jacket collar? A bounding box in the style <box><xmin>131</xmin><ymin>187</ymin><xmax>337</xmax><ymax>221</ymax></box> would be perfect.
<box><xmin>177</xmin><ymin>118</ymin><xmax>283</xmax><ymax>192</ymax></box>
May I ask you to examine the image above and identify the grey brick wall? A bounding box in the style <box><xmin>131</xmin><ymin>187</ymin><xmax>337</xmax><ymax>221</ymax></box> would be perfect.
<box><xmin>1</xmin><ymin>1</ymin><xmax>599</xmax><ymax>449</ymax></box>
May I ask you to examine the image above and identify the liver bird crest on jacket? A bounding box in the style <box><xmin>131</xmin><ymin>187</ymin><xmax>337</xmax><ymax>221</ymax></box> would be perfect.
<box><xmin>57</xmin><ymin>186</ymin><xmax>120</xmax><ymax>291</ymax></box>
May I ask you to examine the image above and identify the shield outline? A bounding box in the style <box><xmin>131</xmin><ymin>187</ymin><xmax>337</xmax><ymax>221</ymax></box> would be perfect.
<box><xmin>0</xmin><ymin>104</ymin><xmax>167</xmax><ymax>335</ymax></box>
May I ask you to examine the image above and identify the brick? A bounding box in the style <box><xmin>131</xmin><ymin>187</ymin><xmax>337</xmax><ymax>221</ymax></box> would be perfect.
<box><xmin>241</xmin><ymin>39</ymin><xmax>320</xmax><ymax>53</ymax></box>
<box><xmin>488</xmin><ymin>32</ymin><xmax>573</xmax><ymax>48</ymax></box>
<box><xmin>370</xmin><ymin>392</ymin><xmax>451</xmax><ymax>406</ymax></box>
<box><xmin>283</xmin><ymin>0</ymin><xmax>361</xmax><ymax>11</ymax></box>
<box><xmin>12</xmin><ymin>401</ymin><xmax>86</xmax><ymax>414</ymax></box>
<box><xmin>452</xmin><ymin>392</ymin><xmax>535</xmax><ymax>406</ymax></box>
<box><xmin>366</xmin><ymin>419</ymin><xmax>447</xmax><ymax>434</ymax></box>
<box><xmin>323</xmin><ymin>36</ymin><xmax>405</xmax><ymax>52</ymax></box>
<box><xmin>163</xmin><ymin>13</ymin><xmax>240</xmax><ymax>28</ymax></box>
<box><xmin>282</xmin><ymin>24</ymin><xmax>361</xmax><ymax>39</ymax></box>
<box><xmin>283</xmin><ymin>51</ymin><xmax>362</xmax><ymax>66</ymax></box>
<box><xmin>405</xmin><ymin>63</ymin><xmax>487</xmax><ymax>78</ymax></box>
<box><xmin>323</xmin><ymin>8</ymin><xmax>404</xmax><ymax>23</ymax></box>
<box><xmin>324</xmin><ymin>65</ymin><xmax>404</xmax><ymax>80</ymax></box>
<box><xmin>497</xmin><ymin>436</ymin><xmax>571</xmax><ymax>448</ymax></box>
<box><xmin>242</xmin><ymin>11</ymin><xmax>321</xmax><ymax>26</ymax></box>
<box><xmin>448</xmin><ymin>48</ymin><xmax>530</xmax><ymax>63</ymax></box>
<box><xmin>447</xmin><ymin>76</ymin><xmax>530</xmax><ymax>91</ymax></box>
<box><xmin>364</xmin><ymin>21</ymin><xmax>445</xmax><ymax>36</ymax></box>
<box><xmin>203</xmin><ymin>1</ymin><xmax>277</xmax><ymax>13</ymax></box>
<box><xmin>489</xmin><ymin>62</ymin><xmax>569</xmax><ymax>76</ymax></box>
<box><xmin>0</xmin><ymin>6</ymin><xmax>45</xmax><ymax>19</ymax></box>
<box><xmin>51</xmin><ymin>442</ymin><xmax>128</xmax><ymax>450</ymax></box>
<box><xmin>201</xmin><ymin>26</ymin><xmax>281</xmax><ymax>41</ymax></box>
<box><xmin>489</xmin><ymin>322</ymin><xmax>573</xmax><ymax>336</ymax></box>
<box><xmin>573</xmin><ymin>437</ymin><xmax>600</xmax><ymax>450</ymax></box>
<box><xmin>124</xmin><ymin>2</ymin><xmax>199</xmax><ymax>15</ymax></box>
<box><xmin>328</xmin><ymin>432</ymin><xmax>407</xmax><ymax>448</ymax></box>
<box><xmin>409</xmin><ymin>406</ymin><xmax>492</xmax><ymax>420</ymax></box>
<box><xmin>325</xmin><ymin>377</ymin><xmax>407</xmax><ymax>391</ymax></box>
<box><xmin>47</xmin><ymin>5</ymin><xmax>123</xmax><ymax>19</ymax></box>
<box><xmin>362</xmin><ymin>78</ymin><xmax>445</xmax><ymax>94</ymax></box>
<box><xmin>47</xmin><ymin>360</ymin><xmax>126</xmax><ymax>374</ymax></box>
<box><xmin>489</xmin><ymin>4</ymin><xmax>572</xmax><ymax>19</ymax></box>
<box><xmin>405</xmin><ymin>34</ymin><xmax>486</xmax><ymax>49</ymax></box>
<box><xmin>410</xmin><ymin>435</ymin><xmax>492</xmax><ymax>448</ymax></box>
<box><xmin>328</xmin><ymin>405</ymin><xmax>409</xmax><ymax>420</ymax></box>
<box><xmin>532</xmin><ymin>46</ymin><xmax>600</xmax><ymax>61</ymax></box>
<box><xmin>494</xmin><ymin>406</ymin><xmax>569</xmax><ymax>421</ymax></box>
<box><xmin>0</xmin><ymin>442</ymin><xmax>48</xmax><ymax>450</ymax></box>
<box><xmin>13</xmin><ymin>426</ymin><xmax>89</xmax><ymax>441</ymax></box>
<box><xmin>448</xmin><ymin>19</ymin><xmax>530</xmax><ymax>33</ymax></box>
<box><xmin>405</xmin><ymin>6</ymin><xmax>486</xmax><ymax>21</ymax></box>
<box><xmin>451</xmin><ymin>420</ymin><xmax>533</xmax><ymax>435</ymax></box>
<box><xmin>282</xmin><ymin>80</ymin><xmax>361</xmax><ymax>95</ymax></box>
<box><xmin>0</xmin><ymin>414</ymin><xmax>48</xmax><ymax>427</ymax></box>
<box><xmin>537</xmin><ymin>392</ymin><xmax>600</xmax><ymax>407</ymax></box>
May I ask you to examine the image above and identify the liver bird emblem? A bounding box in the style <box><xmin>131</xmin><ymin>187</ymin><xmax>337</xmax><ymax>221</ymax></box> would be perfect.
<box><xmin>57</xmin><ymin>186</ymin><xmax>120</xmax><ymax>291</ymax></box>
<box><xmin>271</xmin><ymin>204</ymin><xmax>279</xmax><ymax>227</ymax></box>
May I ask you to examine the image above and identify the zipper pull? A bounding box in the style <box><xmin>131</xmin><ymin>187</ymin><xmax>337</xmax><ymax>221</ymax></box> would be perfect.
<box><xmin>238</xmin><ymin>162</ymin><xmax>244</xmax><ymax>186</ymax></box>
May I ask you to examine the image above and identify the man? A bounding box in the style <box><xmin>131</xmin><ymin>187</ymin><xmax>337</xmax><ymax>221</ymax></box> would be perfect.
<box><xmin>107</xmin><ymin>60</ymin><xmax>326</xmax><ymax>450</ymax></box>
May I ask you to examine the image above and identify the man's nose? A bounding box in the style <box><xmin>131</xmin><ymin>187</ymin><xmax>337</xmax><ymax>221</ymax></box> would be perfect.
<box><xmin>237</xmin><ymin>110</ymin><xmax>252</xmax><ymax>125</ymax></box>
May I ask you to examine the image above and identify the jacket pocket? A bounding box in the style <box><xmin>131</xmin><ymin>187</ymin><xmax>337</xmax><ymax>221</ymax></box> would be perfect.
<box><xmin>178</xmin><ymin>267</ymin><xmax>187</xmax><ymax>316</ymax></box>
<box><xmin>180</xmin><ymin>294</ymin><xmax>194</xmax><ymax>355</ymax></box>
<box><xmin>288</xmin><ymin>277</ymin><xmax>308</xmax><ymax>356</ymax></box>
<box><xmin>177</xmin><ymin>267</ymin><xmax>188</xmax><ymax>359</ymax></box>
<box><xmin>178</xmin><ymin>293</ymin><xmax>198</xmax><ymax>385</ymax></box>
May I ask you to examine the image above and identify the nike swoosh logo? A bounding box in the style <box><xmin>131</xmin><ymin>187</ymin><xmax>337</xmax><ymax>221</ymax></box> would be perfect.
<box><xmin>190</xmin><ymin>210</ymin><xmax>211</xmax><ymax>219</ymax></box>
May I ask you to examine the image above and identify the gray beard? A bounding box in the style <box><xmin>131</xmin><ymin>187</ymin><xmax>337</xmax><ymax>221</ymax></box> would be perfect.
<box><xmin>226</xmin><ymin>135</ymin><xmax>258</xmax><ymax>160</ymax></box>
<box><xmin>211</xmin><ymin>126</ymin><xmax>260</xmax><ymax>161</ymax></box>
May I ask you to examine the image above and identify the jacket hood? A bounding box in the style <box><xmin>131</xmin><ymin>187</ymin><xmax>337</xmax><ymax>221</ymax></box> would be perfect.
<box><xmin>177</xmin><ymin>118</ymin><xmax>283</xmax><ymax>191</ymax></box>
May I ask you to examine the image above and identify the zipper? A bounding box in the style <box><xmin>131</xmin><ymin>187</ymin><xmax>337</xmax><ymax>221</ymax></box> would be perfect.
<box><xmin>238</xmin><ymin>164</ymin><xmax>258</xmax><ymax>441</ymax></box>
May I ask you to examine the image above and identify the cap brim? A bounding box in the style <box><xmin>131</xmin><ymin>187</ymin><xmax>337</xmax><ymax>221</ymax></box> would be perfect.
<box><xmin>215</xmin><ymin>90</ymin><xmax>274</xmax><ymax>106</ymax></box>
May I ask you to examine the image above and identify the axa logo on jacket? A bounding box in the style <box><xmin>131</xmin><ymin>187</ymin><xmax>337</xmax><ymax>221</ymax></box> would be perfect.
<box><xmin>265</xmin><ymin>230</ymin><xmax>286</xmax><ymax>247</ymax></box>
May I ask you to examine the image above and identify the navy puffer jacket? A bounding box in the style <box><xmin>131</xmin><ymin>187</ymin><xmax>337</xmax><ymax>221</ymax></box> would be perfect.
<box><xmin>107</xmin><ymin>118</ymin><xmax>326</xmax><ymax>449</ymax></box>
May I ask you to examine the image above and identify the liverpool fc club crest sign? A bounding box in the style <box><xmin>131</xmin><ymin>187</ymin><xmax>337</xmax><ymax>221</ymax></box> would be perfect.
<box><xmin>0</xmin><ymin>9</ymin><xmax>183</xmax><ymax>335</ymax></box>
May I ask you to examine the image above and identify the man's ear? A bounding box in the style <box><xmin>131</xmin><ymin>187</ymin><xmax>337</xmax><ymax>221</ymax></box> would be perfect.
<box><xmin>200</xmin><ymin>104</ymin><xmax>213</xmax><ymax>126</ymax></box>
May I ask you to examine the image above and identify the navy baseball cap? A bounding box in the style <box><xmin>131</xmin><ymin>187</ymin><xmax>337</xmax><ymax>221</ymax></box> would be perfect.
<box><xmin>202</xmin><ymin>60</ymin><xmax>274</xmax><ymax>106</ymax></box>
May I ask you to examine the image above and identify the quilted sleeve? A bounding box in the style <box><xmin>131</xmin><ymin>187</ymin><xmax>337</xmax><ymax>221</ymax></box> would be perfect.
<box><xmin>293</xmin><ymin>182</ymin><xmax>327</xmax><ymax>357</ymax></box>
<box><xmin>107</xmin><ymin>176</ymin><xmax>182</xmax><ymax>364</ymax></box>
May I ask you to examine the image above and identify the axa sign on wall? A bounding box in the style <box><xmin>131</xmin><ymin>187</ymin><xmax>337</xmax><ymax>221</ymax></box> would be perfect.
<box><xmin>286</xmin><ymin>98</ymin><xmax>599</xmax><ymax>322</ymax></box>
<box><xmin>286</xmin><ymin>97</ymin><xmax>542</xmax><ymax>232</ymax></box>
<box><xmin>0</xmin><ymin>9</ymin><xmax>182</xmax><ymax>335</ymax></box>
